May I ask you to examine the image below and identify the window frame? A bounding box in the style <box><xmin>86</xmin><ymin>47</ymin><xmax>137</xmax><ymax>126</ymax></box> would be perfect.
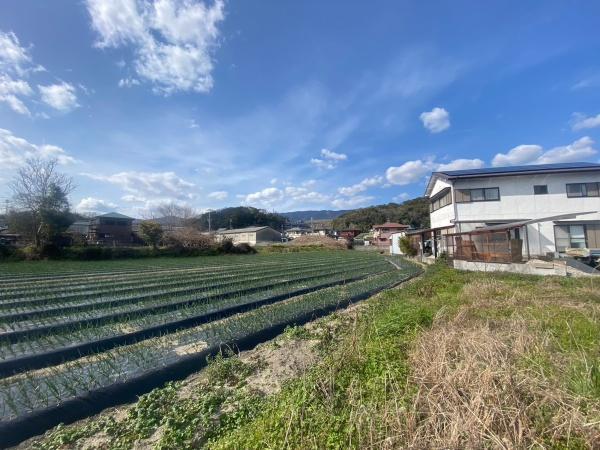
<box><xmin>566</xmin><ymin>182</ymin><xmax>600</xmax><ymax>198</ymax></box>
<box><xmin>533</xmin><ymin>185</ymin><xmax>548</xmax><ymax>195</ymax></box>
<box><xmin>430</xmin><ymin>187</ymin><xmax>453</xmax><ymax>212</ymax></box>
<box><xmin>455</xmin><ymin>187</ymin><xmax>501</xmax><ymax>203</ymax></box>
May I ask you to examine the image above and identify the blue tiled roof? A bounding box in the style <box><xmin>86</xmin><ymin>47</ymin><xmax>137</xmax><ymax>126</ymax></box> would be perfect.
<box><xmin>436</xmin><ymin>162</ymin><xmax>600</xmax><ymax>177</ymax></box>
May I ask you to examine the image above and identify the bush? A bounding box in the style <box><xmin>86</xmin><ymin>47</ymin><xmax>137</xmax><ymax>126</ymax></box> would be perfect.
<box><xmin>399</xmin><ymin>236</ymin><xmax>417</xmax><ymax>256</ymax></box>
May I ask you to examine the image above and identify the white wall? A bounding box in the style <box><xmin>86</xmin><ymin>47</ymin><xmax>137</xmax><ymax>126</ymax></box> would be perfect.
<box><xmin>429</xmin><ymin>172</ymin><xmax>600</xmax><ymax>256</ymax></box>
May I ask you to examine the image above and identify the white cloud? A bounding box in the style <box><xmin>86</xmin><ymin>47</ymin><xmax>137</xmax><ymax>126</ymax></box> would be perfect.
<box><xmin>331</xmin><ymin>195</ymin><xmax>374</xmax><ymax>209</ymax></box>
<box><xmin>386</xmin><ymin>159</ymin><xmax>435</xmax><ymax>185</ymax></box>
<box><xmin>0</xmin><ymin>31</ymin><xmax>37</xmax><ymax>76</ymax></box>
<box><xmin>208</xmin><ymin>190</ymin><xmax>228</xmax><ymax>200</ymax></box>
<box><xmin>437</xmin><ymin>158</ymin><xmax>485</xmax><ymax>171</ymax></box>
<box><xmin>320</xmin><ymin>148</ymin><xmax>347</xmax><ymax>161</ymax></box>
<box><xmin>86</xmin><ymin>0</ymin><xmax>225</xmax><ymax>94</ymax></box>
<box><xmin>338</xmin><ymin>175</ymin><xmax>383</xmax><ymax>196</ymax></box>
<box><xmin>0</xmin><ymin>128</ymin><xmax>75</xmax><ymax>169</ymax></box>
<box><xmin>0</xmin><ymin>74</ymin><xmax>32</xmax><ymax>115</ymax></box>
<box><xmin>76</xmin><ymin>197</ymin><xmax>118</xmax><ymax>213</ymax></box>
<box><xmin>419</xmin><ymin>107</ymin><xmax>450</xmax><ymax>133</ymax></box>
<box><xmin>310</xmin><ymin>148</ymin><xmax>348</xmax><ymax>170</ymax></box>
<box><xmin>492</xmin><ymin>145</ymin><xmax>542</xmax><ymax>167</ymax></box>
<box><xmin>83</xmin><ymin>170</ymin><xmax>195</xmax><ymax>201</ymax></box>
<box><xmin>492</xmin><ymin>137</ymin><xmax>597</xmax><ymax>166</ymax></box>
<box><xmin>392</xmin><ymin>193</ymin><xmax>410</xmax><ymax>203</ymax></box>
<box><xmin>118</xmin><ymin>77</ymin><xmax>141</xmax><ymax>88</ymax></box>
<box><xmin>243</xmin><ymin>187</ymin><xmax>283</xmax><ymax>207</ymax></box>
<box><xmin>38</xmin><ymin>82</ymin><xmax>79</xmax><ymax>111</ymax></box>
<box><xmin>571</xmin><ymin>113</ymin><xmax>600</xmax><ymax>131</ymax></box>
<box><xmin>536</xmin><ymin>137</ymin><xmax>597</xmax><ymax>164</ymax></box>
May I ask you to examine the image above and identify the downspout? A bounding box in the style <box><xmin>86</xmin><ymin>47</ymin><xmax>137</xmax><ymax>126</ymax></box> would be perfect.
<box><xmin>450</xmin><ymin>179</ymin><xmax>460</xmax><ymax>233</ymax></box>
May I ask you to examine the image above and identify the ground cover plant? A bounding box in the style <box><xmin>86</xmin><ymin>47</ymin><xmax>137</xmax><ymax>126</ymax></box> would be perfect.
<box><xmin>0</xmin><ymin>251</ymin><xmax>420</xmax><ymax>447</ymax></box>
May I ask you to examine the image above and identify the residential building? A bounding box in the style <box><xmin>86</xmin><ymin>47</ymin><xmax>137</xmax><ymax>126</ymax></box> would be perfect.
<box><xmin>372</xmin><ymin>222</ymin><xmax>410</xmax><ymax>248</ymax></box>
<box><xmin>337</xmin><ymin>229</ymin><xmax>361</xmax><ymax>240</ymax></box>
<box><xmin>216</xmin><ymin>226</ymin><xmax>282</xmax><ymax>246</ymax></box>
<box><xmin>285</xmin><ymin>226</ymin><xmax>311</xmax><ymax>240</ymax></box>
<box><xmin>423</xmin><ymin>162</ymin><xmax>600</xmax><ymax>263</ymax></box>
<box><xmin>89</xmin><ymin>212</ymin><xmax>135</xmax><ymax>245</ymax></box>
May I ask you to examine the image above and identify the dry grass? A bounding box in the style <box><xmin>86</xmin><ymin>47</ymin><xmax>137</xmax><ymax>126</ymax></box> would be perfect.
<box><xmin>288</xmin><ymin>235</ymin><xmax>348</xmax><ymax>249</ymax></box>
<box><xmin>405</xmin><ymin>317</ymin><xmax>597</xmax><ymax>448</ymax></box>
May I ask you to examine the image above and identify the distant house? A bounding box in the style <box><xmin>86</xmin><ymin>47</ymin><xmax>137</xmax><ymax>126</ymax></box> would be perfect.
<box><xmin>337</xmin><ymin>229</ymin><xmax>361</xmax><ymax>240</ymax></box>
<box><xmin>372</xmin><ymin>222</ymin><xmax>410</xmax><ymax>248</ymax></box>
<box><xmin>89</xmin><ymin>212</ymin><xmax>135</xmax><ymax>245</ymax></box>
<box><xmin>216</xmin><ymin>226</ymin><xmax>282</xmax><ymax>246</ymax></box>
<box><xmin>285</xmin><ymin>226</ymin><xmax>311</xmax><ymax>240</ymax></box>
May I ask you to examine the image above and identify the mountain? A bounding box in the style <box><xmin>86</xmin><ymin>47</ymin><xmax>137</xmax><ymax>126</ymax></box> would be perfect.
<box><xmin>195</xmin><ymin>207</ymin><xmax>287</xmax><ymax>231</ymax></box>
<box><xmin>280</xmin><ymin>210</ymin><xmax>351</xmax><ymax>223</ymax></box>
<box><xmin>331</xmin><ymin>198</ymin><xmax>430</xmax><ymax>232</ymax></box>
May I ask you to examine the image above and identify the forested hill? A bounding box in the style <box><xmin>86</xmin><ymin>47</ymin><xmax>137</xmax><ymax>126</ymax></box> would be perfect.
<box><xmin>331</xmin><ymin>197</ymin><xmax>430</xmax><ymax>232</ymax></box>
<box><xmin>195</xmin><ymin>207</ymin><xmax>287</xmax><ymax>231</ymax></box>
<box><xmin>280</xmin><ymin>210</ymin><xmax>350</xmax><ymax>222</ymax></box>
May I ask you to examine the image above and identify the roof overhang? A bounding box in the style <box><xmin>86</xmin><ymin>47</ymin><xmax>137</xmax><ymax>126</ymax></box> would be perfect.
<box><xmin>425</xmin><ymin>164</ymin><xmax>600</xmax><ymax>197</ymax></box>
<box><xmin>449</xmin><ymin>211</ymin><xmax>598</xmax><ymax>235</ymax></box>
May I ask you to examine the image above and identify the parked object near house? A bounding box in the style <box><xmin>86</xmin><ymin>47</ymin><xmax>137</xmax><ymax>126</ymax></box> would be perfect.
<box><xmin>337</xmin><ymin>229</ymin><xmax>361</xmax><ymax>240</ymax></box>
<box><xmin>216</xmin><ymin>226</ymin><xmax>282</xmax><ymax>246</ymax></box>
<box><xmin>421</xmin><ymin>162</ymin><xmax>600</xmax><ymax>270</ymax></box>
<box><xmin>372</xmin><ymin>222</ymin><xmax>410</xmax><ymax>248</ymax></box>
<box><xmin>89</xmin><ymin>212</ymin><xmax>135</xmax><ymax>246</ymax></box>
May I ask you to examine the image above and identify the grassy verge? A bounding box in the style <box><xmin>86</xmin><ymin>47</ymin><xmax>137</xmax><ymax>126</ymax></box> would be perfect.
<box><xmin>27</xmin><ymin>264</ymin><xmax>600</xmax><ymax>449</ymax></box>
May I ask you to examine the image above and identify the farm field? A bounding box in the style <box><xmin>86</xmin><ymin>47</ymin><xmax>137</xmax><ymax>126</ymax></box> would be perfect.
<box><xmin>0</xmin><ymin>251</ymin><xmax>420</xmax><ymax>447</ymax></box>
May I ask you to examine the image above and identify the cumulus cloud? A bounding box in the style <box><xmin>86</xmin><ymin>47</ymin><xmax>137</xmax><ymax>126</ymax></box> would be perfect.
<box><xmin>338</xmin><ymin>176</ymin><xmax>383</xmax><ymax>196</ymax></box>
<box><xmin>386</xmin><ymin>159</ymin><xmax>435</xmax><ymax>185</ymax></box>
<box><xmin>76</xmin><ymin>197</ymin><xmax>118</xmax><ymax>213</ymax></box>
<box><xmin>86</xmin><ymin>0</ymin><xmax>225</xmax><ymax>94</ymax></box>
<box><xmin>83</xmin><ymin>170</ymin><xmax>196</xmax><ymax>202</ymax></box>
<box><xmin>420</xmin><ymin>107</ymin><xmax>450</xmax><ymax>133</ymax></box>
<box><xmin>437</xmin><ymin>158</ymin><xmax>485</xmax><ymax>171</ymax></box>
<box><xmin>0</xmin><ymin>128</ymin><xmax>75</xmax><ymax>169</ymax></box>
<box><xmin>0</xmin><ymin>74</ymin><xmax>32</xmax><ymax>115</ymax></box>
<box><xmin>492</xmin><ymin>137</ymin><xmax>597</xmax><ymax>166</ymax></box>
<box><xmin>38</xmin><ymin>82</ymin><xmax>79</xmax><ymax>111</ymax></box>
<box><xmin>208</xmin><ymin>190</ymin><xmax>228</xmax><ymax>200</ymax></box>
<box><xmin>331</xmin><ymin>195</ymin><xmax>374</xmax><ymax>209</ymax></box>
<box><xmin>310</xmin><ymin>148</ymin><xmax>348</xmax><ymax>170</ymax></box>
<box><xmin>118</xmin><ymin>77</ymin><xmax>141</xmax><ymax>88</ymax></box>
<box><xmin>571</xmin><ymin>113</ymin><xmax>600</xmax><ymax>131</ymax></box>
<box><xmin>243</xmin><ymin>187</ymin><xmax>283</xmax><ymax>207</ymax></box>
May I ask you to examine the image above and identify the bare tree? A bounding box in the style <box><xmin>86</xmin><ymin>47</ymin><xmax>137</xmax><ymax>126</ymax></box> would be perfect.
<box><xmin>153</xmin><ymin>202</ymin><xmax>197</xmax><ymax>231</ymax></box>
<box><xmin>9</xmin><ymin>158</ymin><xmax>75</xmax><ymax>247</ymax></box>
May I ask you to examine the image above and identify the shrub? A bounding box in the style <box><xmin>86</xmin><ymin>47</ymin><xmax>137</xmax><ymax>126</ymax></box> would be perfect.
<box><xmin>399</xmin><ymin>236</ymin><xmax>417</xmax><ymax>256</ymax></box>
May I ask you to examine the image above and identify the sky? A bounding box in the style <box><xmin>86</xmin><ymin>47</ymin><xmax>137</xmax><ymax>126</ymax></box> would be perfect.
<box><xmin>1</xmin><ymin>1</ymin><xmax>600</xmax><ymax>217</ymax></box>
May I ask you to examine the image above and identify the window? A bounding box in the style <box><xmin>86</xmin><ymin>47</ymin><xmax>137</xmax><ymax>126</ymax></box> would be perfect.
<box><xmin>430</xmin><ymin>188</ymin><xmax>452</xmax><ymax>212</ymax></box>
<box><xmin>566</xmin><ymin>182</ymin><xmax>600</xmax><ymax>198</ymax></box>
<box><xmin>555</xmin><ymin>224</ymin><xmax>588</xmax><ymax>252</ymax></box>
<box><xmin>534</xmin><ymin>185</ymin><xmax>548</xmax><ymax>195</ymax></box>
<box><xmin>456</xmin><ymin>187</ymin><xmax>500</xmax><ymax>203</ymax></box>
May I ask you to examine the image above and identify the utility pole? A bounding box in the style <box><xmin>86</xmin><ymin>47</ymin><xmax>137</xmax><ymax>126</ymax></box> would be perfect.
<box><xmin>229</xmin><ymin>218</ymin><xmax>232</xmax><ymax>230</ymax></box>
<box><xmin>4</xmin><ymin>200</ymin><xmax>8</xmax><ymax>216</ymax></box>
<box><xmin>208</xmin><ymin>209</ymin><xmax>212</xmax><ymax>233</ymax></box>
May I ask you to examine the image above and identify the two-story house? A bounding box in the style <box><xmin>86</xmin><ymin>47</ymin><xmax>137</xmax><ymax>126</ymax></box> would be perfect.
<box><xmin>424</xmin><ymin>162</ymin><xmax>600</xmax><ymax>261</ymax></box>
<box><xmin>372</xmin><ymin>222</ymin><xmax>410</xmax><ymax>248</ymax></box>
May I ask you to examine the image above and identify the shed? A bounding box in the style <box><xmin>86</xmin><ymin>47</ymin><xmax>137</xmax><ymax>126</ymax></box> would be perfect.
<box><xmin>216</xmin><ymin>226</ymin><xmax>282</xmax><ymax>246</ymax></box>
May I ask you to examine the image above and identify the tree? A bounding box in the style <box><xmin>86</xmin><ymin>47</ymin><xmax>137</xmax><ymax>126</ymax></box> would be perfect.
<box><xmin>152</xmin><ymin>202</ymin><xmax>196</xmax><ymax>231</ymax></box>
<box><xmin>9</xmin><ymin>158</ymin><xmax>75</xmax><ymax>247</ymax></box>
<box><xmin>194</xmin><ymin>207</ymin><xmax>287</xmax><ymax>231</ymax></box>
<box><xmin>139</xmin><ymin>221</ymin><xmax>163</xmax><ymax>249</ymax></box>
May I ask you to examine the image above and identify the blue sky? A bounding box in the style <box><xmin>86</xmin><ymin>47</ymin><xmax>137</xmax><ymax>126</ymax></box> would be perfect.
<box><xmin>1</xmin><ymin>1</ymin><xmax>600</xmax><ymax>216</ymax></box>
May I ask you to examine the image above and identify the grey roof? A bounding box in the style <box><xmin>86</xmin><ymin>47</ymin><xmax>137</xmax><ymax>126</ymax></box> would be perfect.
<box><xmin>95</xmin><ymin>212</ymin><xmax>134</xmax><ymax>220</ymax></box>
<box><xmin>217</xmin><ymin>226</ymin><xmax>279</xmax><ymax>234</ymax></box>
<box><xmin>426</xmin><ymin>162</ymin><xmax>600</xmax><ymax>196</ymax></box>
